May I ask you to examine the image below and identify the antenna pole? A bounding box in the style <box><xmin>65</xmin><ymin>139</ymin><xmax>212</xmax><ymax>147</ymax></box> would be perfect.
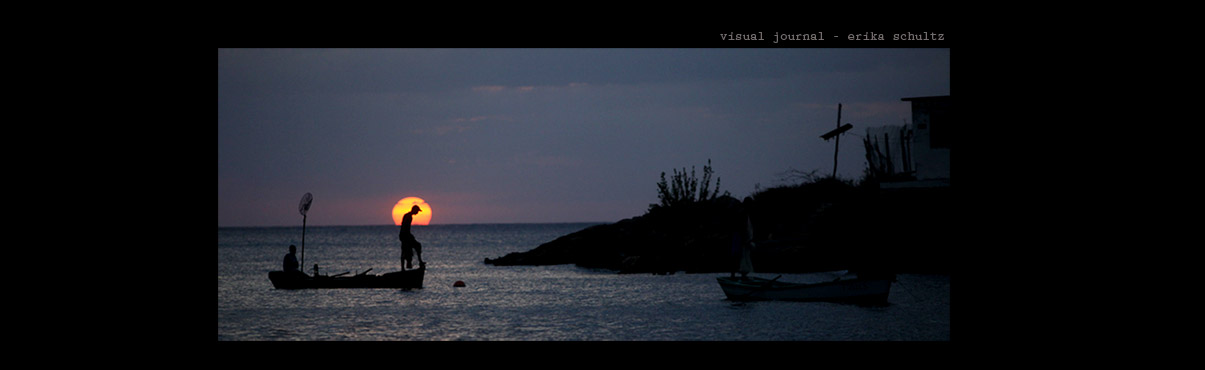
<box><xmin>301</xmin><ymin>214</ymin><xmax>306</xmax><ymax>274</ymax></box>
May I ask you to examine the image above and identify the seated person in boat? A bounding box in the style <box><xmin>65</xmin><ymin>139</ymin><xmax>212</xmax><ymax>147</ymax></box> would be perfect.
<box><xmin>283</xmin><ymin>245</ymin><xmax>304</xmax><ymax>276</ymax></box>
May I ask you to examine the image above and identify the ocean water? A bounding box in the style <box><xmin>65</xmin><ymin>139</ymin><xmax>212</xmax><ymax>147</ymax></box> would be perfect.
<box><xmin>218</xmin><ymin>224</ymin><xmax>950</xmax><ymax>341</ymax></box>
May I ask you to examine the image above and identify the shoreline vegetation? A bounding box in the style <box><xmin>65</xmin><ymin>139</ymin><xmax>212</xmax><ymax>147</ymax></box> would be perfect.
<box><xmin>486</xmin><ymin>162</ymin><xmax>954</xmax><ymax>275</ymax></box>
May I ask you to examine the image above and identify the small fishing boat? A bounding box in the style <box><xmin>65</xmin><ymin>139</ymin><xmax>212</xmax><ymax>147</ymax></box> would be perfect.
<box><xmin>269</xmin><ymin>193</ymin><xmax>426</xmax><ymax>290</ymax></box>
<box><xmin>716</xmin><ymin>272</ymin><xmax>893</xmax><ymax>305</ymax></box>
<box><xmin>269</xmin><ymin>266</ymin><xmax>425</xmax><ymax>290</ymax></box>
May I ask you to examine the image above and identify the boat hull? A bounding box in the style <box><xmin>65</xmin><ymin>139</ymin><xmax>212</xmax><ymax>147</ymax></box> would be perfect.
<box><xmin>717</xmin><ymin>275</ymin><xmax>891</xmax><ymax>305</ymax></box>
<box><xmin>269</xmin><ymin>267</ymin><xmax>424</xmax><ymax>289</ymax></box>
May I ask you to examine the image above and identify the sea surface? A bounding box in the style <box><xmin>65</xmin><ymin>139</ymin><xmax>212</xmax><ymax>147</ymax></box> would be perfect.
<box><xmin>218</xmin><ymin>224</ymin><xmax>950</xmax><ymax>341</ymax></box>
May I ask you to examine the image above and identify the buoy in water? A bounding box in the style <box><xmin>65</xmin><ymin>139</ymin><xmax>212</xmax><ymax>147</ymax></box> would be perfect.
<box><xmin>453</xmin><ymin>280</ymin><xmax>466</xmax><ymax>287</ymax></box>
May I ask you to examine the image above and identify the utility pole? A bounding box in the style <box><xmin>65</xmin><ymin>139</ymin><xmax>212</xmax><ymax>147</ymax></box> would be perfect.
<box><xmin>833</xmin><ymin>104</ymin><xmax>841</xmax><ymax>178</ymax></box>
<box><xmin>820</xmin><ymin>103</ymin><xmax>853</xmax><ymax>179</ymax></box>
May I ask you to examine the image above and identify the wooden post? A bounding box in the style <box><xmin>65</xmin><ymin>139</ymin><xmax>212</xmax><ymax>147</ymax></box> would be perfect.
<box><xmin>906</xmin><ymin>127</ymin><xmax>910</xmax><ymax>174</ymax></box>
<box><xmin>833</xmin><ymin>104</ymin><xmax>841</xmax><ymax>178</ymax></box>
<box><xmin>884</xmin><ymin>132</ymin><xmax>892</xmax><ymax>175</ymax></box>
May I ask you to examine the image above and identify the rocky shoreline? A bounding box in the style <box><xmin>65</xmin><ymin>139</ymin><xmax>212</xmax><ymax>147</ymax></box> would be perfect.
<box><xmin>486</xmin><ymin>178</ymin><xmax>954</xmax><ymax>275</ymax></box>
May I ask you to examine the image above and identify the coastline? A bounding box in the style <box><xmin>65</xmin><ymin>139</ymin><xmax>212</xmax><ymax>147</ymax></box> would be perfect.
<box><xmin>487</xmin><ymin>178</ymin><xmax>955</xmax><ymax>275</ymax></box>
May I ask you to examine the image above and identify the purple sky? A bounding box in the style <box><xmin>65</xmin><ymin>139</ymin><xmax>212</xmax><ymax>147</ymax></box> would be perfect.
<box><xmin>218</xmin><ymin>48</ymin><xmax>949</xmax><ymax>226</ymax></box>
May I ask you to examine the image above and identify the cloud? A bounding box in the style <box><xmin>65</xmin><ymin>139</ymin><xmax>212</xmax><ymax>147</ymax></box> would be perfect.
<box><xmin>470</xmin><ymin>83</ymin><xmax>590</xmax><ymax>94</ymax></box>
<box><xmin>842</xmin><ymin>101</ymin><xmax>912</xmax><ymax>122</ymax></box>
<box><xmin>412</xmin><ymin>125</ymin><xmax>470</xmax><ymax>136</ymax></box>
<box><xmin>512</xmin><ymin>150</ymin><xmax>584</xmax><ymax>168</ymax></box>
<box><xmin>790</xmin><ymin>101</ymin><xmax>911</xmax><ymax>127</ymax></box>
<box><xmin>451</xmin><ymin>116</ymin><xmax>490</xmax><ymax>123</ymax></box>
<box><xmin>472</xmin><ymin>85</ymin><xmax>506</xmax><ymax>93</ymax></box>
<box><xmin>410</xmin><ymin>115</ymin><xmax>515</xmax><ymax>136</ymax></box>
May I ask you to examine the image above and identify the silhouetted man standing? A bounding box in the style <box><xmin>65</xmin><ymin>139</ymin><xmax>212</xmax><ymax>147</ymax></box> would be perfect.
<box><xmin>400</xmin><ymin>205</ymin><xmax>424</xmax><ymax>269</ymax></box>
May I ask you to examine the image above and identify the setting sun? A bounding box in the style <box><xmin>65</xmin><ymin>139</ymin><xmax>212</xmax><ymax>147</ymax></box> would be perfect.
<box><xmin>392</xmin><ymin>197</ymin><xmax>432</xmax><ymax>226</ymax></box>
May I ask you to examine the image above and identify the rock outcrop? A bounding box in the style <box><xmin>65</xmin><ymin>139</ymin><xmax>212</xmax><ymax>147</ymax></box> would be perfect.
<box><xmin>486</xmin><ymin>178</ymin><xmax>954</xmax><ymax>274</ymax></box>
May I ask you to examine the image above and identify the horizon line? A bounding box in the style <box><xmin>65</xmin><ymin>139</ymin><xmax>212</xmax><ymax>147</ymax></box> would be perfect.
<box><xmin>218</xmin><ymin>221</ymin><xmax>609</xmax><ymax>229</ymax></box>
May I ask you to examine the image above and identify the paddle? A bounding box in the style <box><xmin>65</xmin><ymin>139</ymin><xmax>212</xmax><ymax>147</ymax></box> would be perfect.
<box><xmin>299</xmin><ymin>193</ymin><xmax>313</xmax><ymax>274</ymax></box>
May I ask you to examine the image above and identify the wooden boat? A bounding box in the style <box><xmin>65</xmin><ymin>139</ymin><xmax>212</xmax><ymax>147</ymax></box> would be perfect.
<box><xmin>269</xmin><ymin>266</ymin><xmax>424</xmax><ymax>290</ymax></box>
<box><xmin>716</xmin><ymin>273</ymin><xmax>893</xmax><ymax>305</ymax></box>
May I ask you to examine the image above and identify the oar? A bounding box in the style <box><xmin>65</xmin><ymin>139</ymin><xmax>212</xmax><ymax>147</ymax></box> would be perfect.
<box><xmin>763</xmin><ymin>275</ymin><xmax>783</xmax><ymax>288</ymax></box>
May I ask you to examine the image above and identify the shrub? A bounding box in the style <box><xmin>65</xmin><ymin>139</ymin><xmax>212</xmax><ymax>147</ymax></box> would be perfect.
<box><xmin>651</xmin><ymin>159</ymin><xmax>729</xmax><ymax>211</ymax></box>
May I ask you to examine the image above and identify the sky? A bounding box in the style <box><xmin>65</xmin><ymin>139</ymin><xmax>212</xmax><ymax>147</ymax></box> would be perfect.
<box><xmin>218</xmin><ymin>48</ymin><xmax>950</xmax><ymax>227</ymax></box>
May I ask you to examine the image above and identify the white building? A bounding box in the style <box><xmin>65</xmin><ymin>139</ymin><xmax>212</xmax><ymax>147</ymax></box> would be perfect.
<box><xmin>904</xmin><ymin>96</ymin><xmax>950</xmax><ymax>184</ymax></box>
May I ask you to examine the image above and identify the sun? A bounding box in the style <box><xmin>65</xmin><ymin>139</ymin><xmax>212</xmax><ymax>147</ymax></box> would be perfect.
<box><xmin>392</xmin><ymin>197</ymin><xmax>432</xmax><ymax>226</ymax></box>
